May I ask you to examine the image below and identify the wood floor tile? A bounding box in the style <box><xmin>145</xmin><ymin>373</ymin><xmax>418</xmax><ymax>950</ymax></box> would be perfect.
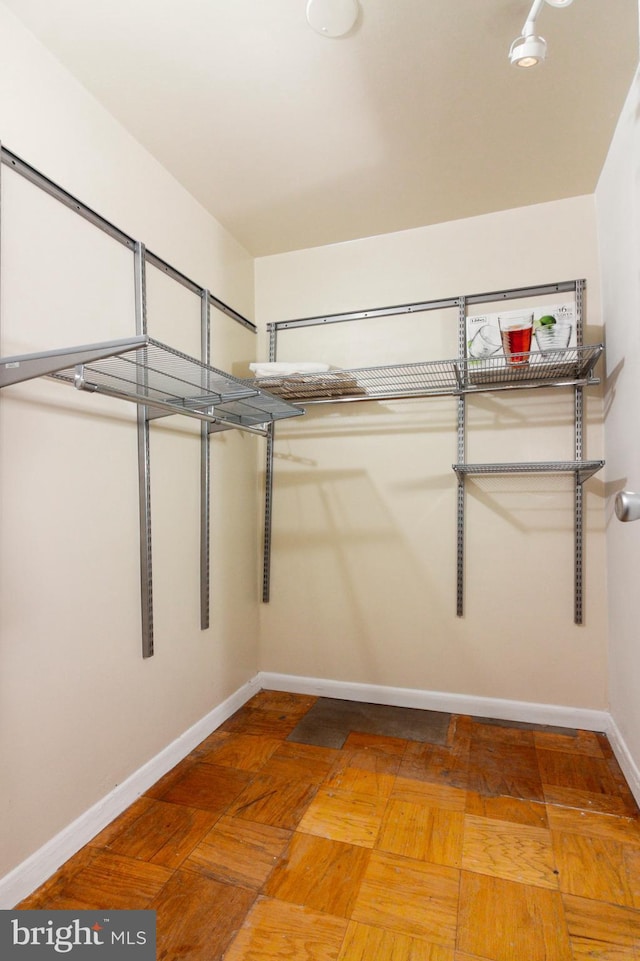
<box><xmin>546</xmin><ymin>806</ymin><xmax>640</xmax><ymax>846</ymax></box>
<box><xmin>377</xmin><ymin>800</ymin><xmax>464</xmax><ymax>867</ymax></box>
<box><xmin>297</xmin><ymin>787</ymin><xmax>388</xmax><ymax>848</ymax></box>
<box><xmin>196</xmin><ymin>733</ymin><xmax>282</xmax><ymax>771</ymax></box>
<box><xmin>392</xmin><ymin>776</ymin><xmax>467</xmax><ymax>812</ymax></box>
<box><xmin>264</xmin><ymin>832</ymin><xmax>370</xmax><ymax>917</ymax></box>
<box><xmin>188</xmin><ymin>730</ymin><xmax>229</xmax><ymax>759</ymax></box>
<box><xmin>469</xmin><ymin>721</ymin><xmax>536</xmax><ymax>748</ymax></box>
<box><xmin>457</xmin><ymin>871</ymin><xmax>573</xmax><ymax>961</ymax></box>
<box><xmin>144</xmin><ymin>756</ymin><xmax>199</xmax><ymax>800</ymax></box>
<box><xmin>181</xmin><ymin>815</ymin><xmax>290</xmax><ymax>889</ymax></box>
<box><xmin>467</xmin><ymin>740</ymin><xmax>544</xmax><ymax>802</ymax></box>
<box><xmin>534</xmin><ymin>729</ymin><xmax>606</xmax><ymax>758</ymax></box>
<box><xmin>553</xmin><ymin>832</ymin><xmax>636</xmax><ymax>906</ymax></box>
<box><xmin>465</xmin><ymin>791</ymin><xmax>548</xmax><ymax>827</ymax></box>
<box><xmin>338</xmin><ymin>921</ymin><xmax>454</xmax><ymax>961</ymax></box>
<box><xmin>461</xmin><ymin>815</ymin><xmax>558</xmax><ymax>889</ymax></box>
<box><xmin>323</xmin><ymin>764</ymin><xmax>396</xmax><ymax>799</ymax></box>
<box><xmin>227</xmin><ymin>773</ymin><xmax>319</xmax><ymax>830</ymax></box>
<box><xmin>154</xmin><ymin>762</ymin><xmax>251</xmax><ymax>814</ymax></box>
<box><xmin>538</xmin><ymin>749</ymin><xmax>621</xmax><ymax>796</ymax></box>
<box><xmin>446</xmin><ymin>714</ymin><xmax>474</xmax><ymax>748</ymax></box>
<box><xmin>337</xmin><ymin>735</ymin><xmax>405</xmax><ymax>777</ymax></box>
<box><xmin>263</xmin><ymin>741</ymin><xmax>340</xmax><ymax>785</ymax></box>
<box><xmin>88</xmin><ymin>796</ymin><xmax>156</xmax><ymax>847</ymax></box>
<box><xmin>47</xmin><ymin>851</ymin><xmax>173</xmax><ymax>909</ymax></box>
<box><xmin>223</xmin><ymin>896</ymin><xmax>348</xmax><ymax>961</ymax></box>
<box><xmin>351</xmin><ymin>850</ymin><xmax>459</xmax><ymax>946</ymax></box>
<box><xmin>219</xmin><ymin>707</ymin><xmax>304</xmax><ymax>738</ymax></box>
<box><xmin>103</xmin><ymin>800</ymin><xmax>218</xmax><ymax>869</ymax></box>
<box><xmin>399</xmin><ymin>742</ymin><xmax>470</xmax><ymax>790</ymax></box>
<box><xmin>150</xmin><ymin>869</ymin><xmax>256</xmax><ymax>961</ymax></box>
<box><xmin>563</xmin><ymin>893</ymin><xmax>640</xmax><ymax>960</ymax></box>
<box><xmin>246</xmin><ymin>690</ymin><xmax>318</xmax><ymax>716</ymax></box>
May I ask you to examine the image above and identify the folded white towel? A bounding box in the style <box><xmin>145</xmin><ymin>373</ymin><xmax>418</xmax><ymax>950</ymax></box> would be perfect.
<box><xmin>250</xmin><ymin>362</ymin><xmax>331</xmax><ymax>377</ymax></box>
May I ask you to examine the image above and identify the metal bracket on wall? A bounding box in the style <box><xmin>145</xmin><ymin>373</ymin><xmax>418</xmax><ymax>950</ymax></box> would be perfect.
<box><xmin>134</xmin><ymin>241</ymin><xmax>154</xmax><ymax>658</ymax></box>
<box><xmin>262</xmin><ymin>323</ymin><xmax>278</xmax><ymax>603</ymax></box>
<box><xmin>456</xmin><ymin>296</ymin><xmax>467</xmax><ymax>618</ymax></box>
<box><xmin>201</xmin><ymin>290</ymin><xmax>211</xmax><ymax>631</ymax></box>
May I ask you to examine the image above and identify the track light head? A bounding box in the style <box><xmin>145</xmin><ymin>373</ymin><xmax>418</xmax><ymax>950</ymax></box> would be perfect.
<box><xmin>509</xmin><ymin>31</ymin><xmax>547</xmax><ymax>67</ymax></box>
<box><xmin>508</xmin><ymin>0</ymin><xmax>573</xmax><ymax>68</ymax></box>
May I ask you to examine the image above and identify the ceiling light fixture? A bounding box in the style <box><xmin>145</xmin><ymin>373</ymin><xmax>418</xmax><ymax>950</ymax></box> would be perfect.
<box><xmin>509</xmin><ymin>0</ymin><xmax>575</xmax><ymax>68</ymax></box>
<box><xmin>305</xmin><ymin>0</ymin><xmax>359</xmax><ymax>38</ymax></box>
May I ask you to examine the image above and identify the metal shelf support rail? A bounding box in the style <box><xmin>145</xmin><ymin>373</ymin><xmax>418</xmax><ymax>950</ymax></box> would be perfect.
<box><xmin>261</xmin><ymin>279</ymin><xmax>603</xmax><ymax>623</ymax></box>
<box><xmin>134</xmin><ymin>242</ymin><xmax>154</xmax><ymax>657</ymax></box>
<box><xmin>456</xmin><ymin>297</ymin><xmax>467</xmax><ymax>618</ymax></box>
<box><xmin>201</xmin><ymin>290</ymin><xmax>211</xmax><ymax>632</ymax></box>
<box><xmin>262</xmin><ymin>323</ymin><xmax>279</xmax><ymax>602</ymax></box>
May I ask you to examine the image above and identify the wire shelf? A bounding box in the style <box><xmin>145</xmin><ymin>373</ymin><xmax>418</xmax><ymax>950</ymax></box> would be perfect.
<box><xmin>0</xmin><ymin>336</ymin><xmax>304</xmax><ymax>429</ymax></box>
<box><xmin>453</xmin><ymin>461</ymin><xmax>605</xmax><ymax>485</ymax></box>
<box><xmin>248</xmin><ymin>344</ymin><xmax>603</xmax><ymax>404</ymax></box>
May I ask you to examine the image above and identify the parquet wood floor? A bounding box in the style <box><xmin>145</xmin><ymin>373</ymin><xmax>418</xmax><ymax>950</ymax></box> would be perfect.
<box><xmin>17</xmin><ymin>691</ymin><xmax>640</xmax><ymax>960</ymax></box>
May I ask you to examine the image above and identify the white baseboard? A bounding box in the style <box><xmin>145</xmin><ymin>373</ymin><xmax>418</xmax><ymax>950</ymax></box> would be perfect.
<box><xmin>257</xmin><ymin>672</ymin><xmax>610</xmax><ymax>733</ymax></box>
<box><xmin>606</xmin><ymin>716</ymin><xmax>640</xmax><ymax>807</ymax></box>
<box><xmin>0</xmin><ymin>675</ymin><xmax>261</xmax><ymax>909</ymax></box>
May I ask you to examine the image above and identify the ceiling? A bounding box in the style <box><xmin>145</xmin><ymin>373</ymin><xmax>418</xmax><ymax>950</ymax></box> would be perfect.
<box><xmin>3</xmin><ymin>0</ymin><xmax>638</xmax><ymax>257</ymax></box>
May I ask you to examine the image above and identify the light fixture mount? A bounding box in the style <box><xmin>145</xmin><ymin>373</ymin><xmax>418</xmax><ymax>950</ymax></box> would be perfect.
<box><xmin>508</xmin><ymin>0</ymin><xmax>574</xmax><ymax>68</ymax></box>
<box><xmin>306</xmin><ymin>0</ymin><xmax>359</xmax><ymax>38</ymax></box>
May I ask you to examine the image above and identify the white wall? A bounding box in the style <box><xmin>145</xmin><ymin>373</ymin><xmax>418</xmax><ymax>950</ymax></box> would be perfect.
<box><xmin>255</xmin><ymin>197</ymin><xmax>608</xmax><ymax>712</ymax></box>
<box><xmin>596</xmin><ymin>64</ymin><xmax>640</xmax><ymax>784</ymax></box>
<box><xmin>0</xmin><ymin>2</ymin><xmax>260</xmax><ymax>889</ymax></box>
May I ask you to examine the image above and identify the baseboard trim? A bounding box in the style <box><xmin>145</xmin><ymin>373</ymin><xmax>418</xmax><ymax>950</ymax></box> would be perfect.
<box><xmin>257</xmin><ymin>672</ymin><xmax>610</xmax><ymax>733</ymax></box>
<box><xmin>0</xmin><ymin>675</ymin><xmax>260</xmax><ymax>909</ymax></box>
<box><xmin>606</xmin><ymin>716</ymin><xmax>640</xmax><ymax>806</ymax></box>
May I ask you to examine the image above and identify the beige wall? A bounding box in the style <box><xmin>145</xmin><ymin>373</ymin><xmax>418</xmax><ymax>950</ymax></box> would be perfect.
<box><xmin>597</xmin><ymin>63</ymin><xmax>640</xmax><ymax>777</ymax></box>
<box><xmin>0</xmin><ymin>3</ymin><xmax>259</xmax><ymax>881</ymax></box>
<box><xmin>255</xmin><ymin>197</ymin><xmax>608</xmax><ymax>709</ymax></box>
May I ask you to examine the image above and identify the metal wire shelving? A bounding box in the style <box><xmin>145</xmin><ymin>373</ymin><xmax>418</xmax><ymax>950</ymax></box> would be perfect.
<box><xmin>249</xmin><ymin>345</ymin><xmax>602</xmax><ymax>404</ymax></box>
<box><xmin>260</xmin><ymin>279</ymin><xmax>605</xmax><ymax>625</ymax></box>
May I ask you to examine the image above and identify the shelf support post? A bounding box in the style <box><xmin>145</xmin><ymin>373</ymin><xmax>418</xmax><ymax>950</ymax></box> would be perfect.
<box><xmin>134</xmin><ymin>241</ymin><xmax>154</xmax><ymax>657</ymax></box>
<box><xmin>262</xmin><ymin>323</ymin><xmax>277</xmax><ymax>602</ymax></box>
<box><xmin>201</xmin><ymin>290</ymin><xmax>211</xmax><ymax>630</ymax></box>
<box><xmin>574</xmin><ymin>278</ymin><xmax>585</xmax><ymax>625</ymax></box>
<box><xmin>456</xmin><ymin>297</ymin><xmax>467</xmax><ymax>617</ymax></box>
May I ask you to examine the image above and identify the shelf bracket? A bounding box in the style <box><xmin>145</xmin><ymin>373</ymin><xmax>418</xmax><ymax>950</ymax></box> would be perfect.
<box><xmin>0</xmin><ymin>336</ymin><xmax>148</xmax><ymax>388</ymax></box>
